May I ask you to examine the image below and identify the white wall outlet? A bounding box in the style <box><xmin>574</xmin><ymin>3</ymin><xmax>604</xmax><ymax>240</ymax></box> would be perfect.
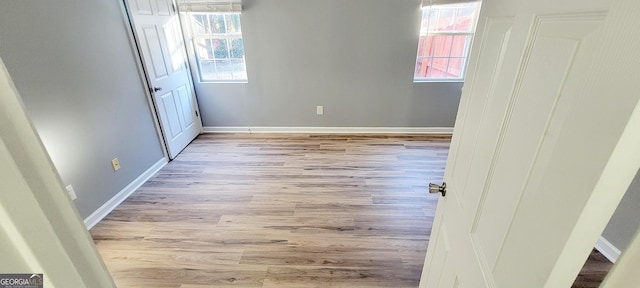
<box><xmin>316</xmin><ymin>106</ymin><xmax>324</xmax><ymax>115</ymax></box>
<box><xmin>66</xmin><ymin>184</ymin><xmax>77</xmax><ymax>201</ymax></box>
<box><xmin>111</xmin><ymin>158</ymin><xmax>121</xmax><ymax>171</ymax></box>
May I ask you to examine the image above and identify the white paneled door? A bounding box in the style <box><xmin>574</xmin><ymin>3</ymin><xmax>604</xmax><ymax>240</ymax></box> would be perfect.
<box><xmin>127</xmin><ymin>0</ymin><xmax>201</xmax><ymax>159</ymax></box>
<box><xmin>421</xmin><ymin>0</ymin><xmax>640</xmax><ymax>287</ymax></box>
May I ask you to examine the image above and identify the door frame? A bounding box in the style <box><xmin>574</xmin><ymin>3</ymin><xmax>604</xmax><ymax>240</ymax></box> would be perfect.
<box><xmin>0</xmin><ymin>58</ymin><xmax>117</xmax><ymax>287</ymax></box>
<box><xmin>116</xmin><ymin>0</ymin><xmax>203</xmax><ymax>160</ymax></box>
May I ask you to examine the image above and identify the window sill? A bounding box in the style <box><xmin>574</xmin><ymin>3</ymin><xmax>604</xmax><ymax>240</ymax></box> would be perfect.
<box><xmin>199</xmin><ymin>81</ymin><xmax>248</xmax><ymax>84</ymax></box>
<box><xmin>414</xmin><ymin>79</ymin><xmax>465</xmax><ymax>83</ymax></box>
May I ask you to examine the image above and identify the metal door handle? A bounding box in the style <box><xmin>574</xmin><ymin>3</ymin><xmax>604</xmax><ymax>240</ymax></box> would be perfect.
<box><xmin>153</xmin><ymin>87</ymin><xmax>162</xmax><ymax>92</ymax></box>
<box><xmin>429</xmin><ymin>182</ymin><xmax>447</xmax><ymax>197</ymax></box>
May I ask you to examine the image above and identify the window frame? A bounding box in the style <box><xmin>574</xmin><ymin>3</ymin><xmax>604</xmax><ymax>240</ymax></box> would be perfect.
<box><xmin>187</xmin><ymin>12</ymin><xmax>248</xmax><ymax>83</ymax></box>
<box><xmin>413</xmin><ymin>2</ymin><xmax>480</xmax><ymax>83</ymax></box>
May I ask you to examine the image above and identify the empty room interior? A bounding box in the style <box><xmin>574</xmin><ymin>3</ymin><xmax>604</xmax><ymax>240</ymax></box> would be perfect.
<box><xmin>1</xmin><ymin>0</ymin><xmax>639</xmax><ymax>287</ymax></box>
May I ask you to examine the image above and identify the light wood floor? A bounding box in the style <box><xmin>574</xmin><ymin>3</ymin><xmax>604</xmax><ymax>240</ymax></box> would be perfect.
<box><xmin>572</xmin><ymin>249</ymin><xmax>614</xmax><ymax>288</ymax></box>
<box><xmin>91</xmin><ymin>134</ymin><xmax>449</xmax><ymax>288</ymax></box>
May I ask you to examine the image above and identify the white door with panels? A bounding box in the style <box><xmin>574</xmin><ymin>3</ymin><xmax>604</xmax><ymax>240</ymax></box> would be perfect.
<box><xmin>421</xmin><ymin>0</ymin><xmax>640</xmax><ymax>287</ymax></box>
<box><xmin>126</xmin><ymin>0</ymin><xmax>201</xmax><ymax>159</ymax></box>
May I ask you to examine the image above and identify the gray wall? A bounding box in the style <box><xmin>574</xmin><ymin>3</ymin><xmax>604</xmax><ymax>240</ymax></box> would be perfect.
<box><xmin>603</xmin><ymin>169</ymin><xmax>640</xmax><ymax>251</ymax></box>
<box><xmin>193</xmin><ymin>0</ymin><xmax>463</xmax><ymax>128</ymax></box>
<box><xmin>0</xmin><ymin>0</ymin><xmax>165</xmax><ymax>218</ymax></box>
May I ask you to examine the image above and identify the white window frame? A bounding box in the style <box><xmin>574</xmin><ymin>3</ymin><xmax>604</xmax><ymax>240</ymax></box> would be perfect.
<box><xmin>187</xmin><ymin>12</ymin><xmax>248</xmax><ymax>83</ymax></box>
<box><xmin>414</xmin><ymin>2</ymin><xmax>480</xmax><ymax>83</ymax></box>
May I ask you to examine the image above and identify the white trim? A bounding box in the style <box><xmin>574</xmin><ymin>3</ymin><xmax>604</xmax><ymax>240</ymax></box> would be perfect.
<box><xmin>595</xmin><ymin>236</ymin><xmax>621</xmax><ymax>263</ymax></box>
<box><xmin>84</xmin><ymin>158</ymin><xmax>167</xmax><ymax>229</ymax></box>
<box><xmin>414</xmin><ymin>79</ymin><xmax>466</xmax><ymax>83</ymax></box>
<box><xmin>202</xmin><ymin>126</ymin><xmax>454</xmax><ymax>134</ymax></box>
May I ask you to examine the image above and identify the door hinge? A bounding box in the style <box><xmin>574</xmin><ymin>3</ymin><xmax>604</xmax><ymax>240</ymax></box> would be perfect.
<box><xmin>171</xmin><ymin>1</ymin><xmax>177</xmax><ymax>13</ymax></box>
<box><xmin>195</xmin><ymin>110</ymin><xmax>199</xmax><ymax>117</ymax></box>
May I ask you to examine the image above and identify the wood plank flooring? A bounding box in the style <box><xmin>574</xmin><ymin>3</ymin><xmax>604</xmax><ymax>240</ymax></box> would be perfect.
<box><xmin>572</xmin><ymin>249</ymin><xmax>614</xmax><ymax>288</ymax></box>
<box><xmin>91</xmin><ymin>134</ymin><xmax>449</xmax><ymax>288</ymax></box>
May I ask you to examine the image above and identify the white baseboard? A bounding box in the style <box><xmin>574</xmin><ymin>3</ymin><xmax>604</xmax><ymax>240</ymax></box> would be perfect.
<box><xmin>84</xmin><ymin>157</ymin><xmax>167</xmax><ymax>229</ymax></box>
<box><xmin>202</xmin><ymin>126</ymin><xmax>454</xmax><ymax>134</ymax></box>
<box><xmin>595</xmin><ymin>236</ymin><xmax>621</xmax><ymax>263</ymax></box>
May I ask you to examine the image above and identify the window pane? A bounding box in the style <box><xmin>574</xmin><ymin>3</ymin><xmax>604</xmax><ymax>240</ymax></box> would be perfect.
<box><xmin>446</xmin><ymin>58</ymin><xmax>464</xmax><ymax>78</ymax></box>
<box><xmin>450</xmin><ymin>35</ymin><xmax>470</xmax><ymax>57</ymax></box>
<box><xmin>435</xmin><ymin>8</ymin><xmax>455</xmax><ymax>31</ymax></box>
<box><xmin>199</xmin><ymin>60</ymin><xmax>217</xmax><ymax>80</ymax></box>
<box><xmin>417</xmin><ymin>35</ymin><xmax>435</xmax><ymax>57</ymax></box>
<box><xmin>194</xmin><ymin>38</ymin><xmax>214</xmax><ymax>59</ymax></box>
<box><xmin>415</xmin><ymin>57</ymin><xmax>431</xmax><ymax>78</ymax></box>
<box><xmin>230</xmin><ymin>59</ymin><xmax>247</xmax><ymax>79</ymax></box>
<box><xmin>215</xmin><ymin>60</ymin><xmax>233</xmax><ymax>79</ymax></box>
<box><xmin>433</xmin><ymin>35</ymin><xmax>453</xmax><ymax>57</ymax></box>
<box><xmin>454</xmin><ymin>4</ymin><xmax>477</xmax><ymax>32</ymax></box>
<box><xmin>230</xmin><ymin>38</ymin><xmax>245</xmax><ymax>58</ymax></box>
<box><xmin>213</xmin><ymin>38</ymin><xmax>229</xmax><ymax>59</ymax></box>
<box><xmin>421</xmin><ymin>8</ymin><xmax>438</xmax><ymax>31</ymax></box>
<box><xmin>190</xmin><ymin>14</ymin><xmax>208</xmax><ymax>35</ymax></box>
<box><xmin>426</xmin><ymin>64</ymin><xmax>435</xmax><ymax>78</ymax></box>
<box><xmin>209</xmin><ymin>14</ymin><xmax>226</xmax><ymax>33</ymax></box>
<box><xmin>430</xmin><ymin>57</ymin><xmax>448</xmax><ymax>77</ymax></box>
<box><xmin>225</xmin><ymin>14</ymin><xmax>242</xmax><ymax>33</ymax></box>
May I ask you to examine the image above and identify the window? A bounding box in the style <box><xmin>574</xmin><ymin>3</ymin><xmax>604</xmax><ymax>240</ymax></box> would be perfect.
<box><xmin>188</xmin><ymin>12</ymin><xmax>247</xmax><ymax>82</ymax></box>
<box><xmin>414</xmin><ymin>2</ymin><xmax>480</xmax><ymax>82</ymax></box>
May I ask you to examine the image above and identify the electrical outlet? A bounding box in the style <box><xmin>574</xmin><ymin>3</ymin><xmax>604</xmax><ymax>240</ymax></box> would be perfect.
<box><xmin>66</xmin><ymin>185</ymin><xmax>77</xmax><ymax>200</ymax></box>
<box><xmin>111</xmin><ymin>158</ymin><xmax>121</xmax><ymax>171</ymax></box>
<box><xmin>316</xmin><ymin>106</ymin><xmax>324</xmax><ymax>115</ymax></box>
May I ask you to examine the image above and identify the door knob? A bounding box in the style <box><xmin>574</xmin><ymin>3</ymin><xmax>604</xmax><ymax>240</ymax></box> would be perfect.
<box><xmin>153</xmin><ymin>87</ymin><xmax>162</xmax><ymax>92</ymax></box>
<box><xmin>429</xmin><ymin>182</ymin><xmax>447</xmax><ymax>197</ymax></box>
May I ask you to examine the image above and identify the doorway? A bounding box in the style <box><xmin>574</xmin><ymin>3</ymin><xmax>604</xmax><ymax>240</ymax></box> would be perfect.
<box><xmin>122</xmin><ymin>0</ymin><xmax>202</xmax><ymax>159</ymax></box>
